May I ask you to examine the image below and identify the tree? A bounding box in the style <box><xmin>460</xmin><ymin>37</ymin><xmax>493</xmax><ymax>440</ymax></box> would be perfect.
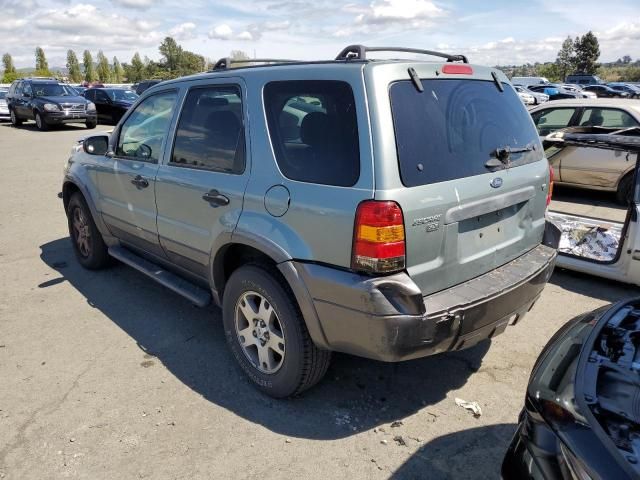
<box><xmin>35</xmin><ymin>47</ymin><xmax>50</xmax><ymax>76</ymax></box>
<box><xmin>112</xmin><ymin>56</ymin><xmax>124</xmax><ymax>83</ymax></box>
<box><xmin>555</xmin><ymin>36</ymin><xmax>575</xmax><ymax>81</ymax></box>
<box><xmin>574</xmin><ymin>31</ymin><xmax>600</xmax><ymax>74</ymax></box>
<box><xmin>159</xmin><ymin>36</ymin><xmax>183</xmax><ymax>74</ymax></box>
<box><xmin>2</xmin><ymin>53</ymin><xmax>18</xmax><ymax>83</ymax></box>
<box><xmin>622</xmin><ymin>55</ymin><xmax>632</xmax><ymax>64</ymax></box>
<box><xmin>536</xmin><ymin>63</ymin><xmax>562</xmax><ymax>82</ymax></box>
<box><xmin>129</xmin><ymin>52</ymin><xmax>145</xmax><ymax>82</ymax></box>
<box><xmin>66</xmin><ymin>50</ymin><xmax>82</xmax><ymax>83</ymax></box>
<box><xmin>181</xmin><ymin>51</ymin><xmax>205</xmax><ymax>74</ymax></box>
<box><xmin>83</xmin><ymin>50</ymin><xmax>96</xmax><ymax>82</ymax></box>
<box><xmin>96</xmin><ymin>51</ymin><xmax>111</xmax><ymax>83</ymax></box>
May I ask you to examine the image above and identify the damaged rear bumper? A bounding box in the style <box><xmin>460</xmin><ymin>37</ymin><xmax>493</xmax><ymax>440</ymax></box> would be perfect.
<box><xmin>292</xmin><ymin>222</ymin><xmax>559</xmax><ymax>362</ymax></box>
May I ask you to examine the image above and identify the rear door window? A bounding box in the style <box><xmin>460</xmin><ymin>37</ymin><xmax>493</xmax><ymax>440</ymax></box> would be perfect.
<box><xmin>578</xmin><ymin>108</ymin><xmax>639</xmax><ymax>128</ymax></box>
<box><xmin>264</xmin><ymin>80</ymin><xmax>360</xmax><ymax>187</ymax></box>
<box><xmin>390</xmin><ymin>79</ymin><xmax>542</xmax><ymax>187</ymax></box>
<box><xmin>531</xmin><ymin>108</ymin><xmax>577</xmax><ymax>135</ymax></box>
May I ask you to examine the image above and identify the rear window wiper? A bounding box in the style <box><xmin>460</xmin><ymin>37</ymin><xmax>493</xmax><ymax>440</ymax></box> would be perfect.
<box><xmin>485</xmin><ymin>144</ymin><xmax>536</xmax><ymax>168</ymax></box>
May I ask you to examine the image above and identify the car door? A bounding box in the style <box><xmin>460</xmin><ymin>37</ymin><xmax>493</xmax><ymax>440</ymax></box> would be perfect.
<box><xmin>155</xmin><ymin>80</ymin><xmax>250</xmax><ymax>280</ymax></box>
<box><xmin>94</xmin><ymin>90</ymin><xmax>113</xmax><ymax>123</ymax></box>
<box><xmin>13</xmin><ymin>81</ymin><xmax>29</xmax><ymax>118</ymax></box>
<box><xmin>559</xmin><ymin>108</ymin><xmax>640</xmax><ymax>187</ymax></box>
<box><xmin>96</xmin><ymin>89</ymin><xmax>178</xmax><ymax>257</ymax></box>
<box><xmin>531</xmin><ymin>107</ymin><xmax>579</xmax><ymax>181</ymax></box>
<box><xmin>83</xmin><ymin>89</ymin><xmax>97</xmax><ymax>117</ymax></box>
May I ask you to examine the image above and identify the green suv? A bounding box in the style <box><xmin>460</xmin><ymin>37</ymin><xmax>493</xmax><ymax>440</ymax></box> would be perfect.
<box><xmin>62</xmin><ymin>46</ymin><xmax>559</xmax><ymax>397</ymax></box>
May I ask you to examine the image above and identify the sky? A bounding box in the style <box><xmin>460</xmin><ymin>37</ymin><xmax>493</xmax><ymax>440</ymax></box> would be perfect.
<box><xmin>2</xmin><ymin>0</ymin><xmax>639</xmax><ymax>69</ymax></box>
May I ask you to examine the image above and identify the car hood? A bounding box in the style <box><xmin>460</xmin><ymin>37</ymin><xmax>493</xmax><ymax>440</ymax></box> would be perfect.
<box><xmin>36</xmin><ymin>95</ymin><xmax>88</xmax><ymax>104</ymax></box>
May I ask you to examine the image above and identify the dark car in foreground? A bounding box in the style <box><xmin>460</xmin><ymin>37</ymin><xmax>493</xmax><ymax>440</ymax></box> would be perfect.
<box><xmin>503</xmin><ymin>298</ymin><xmax>640</xmax><ymax>479</ymax></box>
<box><xmin>82</xmin><ymin>88</ymin><xmax>138</xmax><ymax>124</ymax></box>
<box><xmin>7</xmin><ymin>79</ymin><xmax>97</xmax><ymax>130</ymax></box>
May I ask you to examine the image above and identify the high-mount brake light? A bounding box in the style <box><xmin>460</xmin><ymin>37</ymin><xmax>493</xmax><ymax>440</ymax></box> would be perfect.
<box><xmin>352</xmin><ymin>201</ymin><xmax>406</xmax><ymax>274</ymax></box>
<box><xmin>441</xmin><ymin>64</ymin><xmax>473</xmax><ymax>75</ymax></box>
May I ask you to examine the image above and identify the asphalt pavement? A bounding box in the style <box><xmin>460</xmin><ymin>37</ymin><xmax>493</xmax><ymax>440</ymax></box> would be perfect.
<box><xmin>0</xmin><ymin>121</ymin><xmax>637</xmax><ymax>479</ymax></box>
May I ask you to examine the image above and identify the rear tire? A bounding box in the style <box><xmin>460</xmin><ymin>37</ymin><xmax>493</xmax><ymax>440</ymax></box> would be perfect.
<box><xmin>10</xmin><ymin>109</ymin><xmax>22</xmax><ymax>126</ymax></box>
<box><xmin>67</xmin><ymin>193</ymin><xmax>110</xmax><ymax>269</ymax></box>
<box><xmin>86</xmin><ymin>120</ymin><xmax>97</xmax><ymax>129</ymax></box>
<box><xmin>35</xmin><ymin>112</ymin><xmax>48</xmax><ymax>131</ymax></box>
<box><xmin>222</xmin><ymin>265</ymin><xmax>331</xmax><ymax>398</ymax></box>
<box><xmin>616</xmin><ymin>173</ymin><xmax>634</xmax><ymax>206</ymax></box>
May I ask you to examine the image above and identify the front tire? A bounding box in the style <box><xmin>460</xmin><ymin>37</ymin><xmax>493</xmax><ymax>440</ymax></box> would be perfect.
<box><xmin>10</xmin><ymin>109</ymin><xmax>22</xmax><ymax>126</ymax></box>
<box><xmin>616</xmin><ymin>173</ymin><xmax>634</xmax><ymax>205</ymax></box>
<box><xmin>67</xmin><ymin>193</ymin><xmax>110</xmax><ymax>269</ymax></box>
<box><xmin>35</xmin><ymin>112</ymin><xmax>48</xmax><ymax>131</ymax></box>
<box><xmin>86</xmin><ymin>120</ymin><xmax>97</xmax><ymax>129</ymax></box>
<box><xmin>222</xmin><ymin>265</ymin><xmax>331</xmax><ymax>398</ymax></box>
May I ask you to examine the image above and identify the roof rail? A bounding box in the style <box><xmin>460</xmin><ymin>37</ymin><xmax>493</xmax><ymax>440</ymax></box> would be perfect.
<box><xmin>211</xmin><ymin>58</ymin><xmax>299</xmax><ymax>71</ymax></box>
<box><xmin>335</xmin><ymin>45</ymin><xmax>469</xmax><ymax>64</ymax></box>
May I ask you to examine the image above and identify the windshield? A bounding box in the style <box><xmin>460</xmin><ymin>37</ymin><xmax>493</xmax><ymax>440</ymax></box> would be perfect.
<box><xmin>32</xmin><ymin>83</ymin><xmax>77</xmax><ymax>97</ymax></box>
<box><xmin>390</xmin><ymin>78</ymin><xmax>542</xmax><ymax>187</ymax></box>
<box><xmin>107</xmin><ymin>89</ymin><xmax>138</xmax><ymax>102</ymax></box>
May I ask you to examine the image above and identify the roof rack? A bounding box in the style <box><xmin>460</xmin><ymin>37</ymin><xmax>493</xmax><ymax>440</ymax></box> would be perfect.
<box><xmin>211</xmin><ymin>58</ymin><xmax>299</xmax><ymax>71</ymax></box>
<box><xmin>335</xmin><ymin>45</ymin><xmax>469</xmax><ymax>64</ymax></box>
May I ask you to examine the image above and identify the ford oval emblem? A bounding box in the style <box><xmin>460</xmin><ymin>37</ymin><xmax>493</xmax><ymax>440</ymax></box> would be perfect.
<box><xmin>490</xmin><ymin>177</ymin><xmax>503</xmax><ymax>189</ymax></box>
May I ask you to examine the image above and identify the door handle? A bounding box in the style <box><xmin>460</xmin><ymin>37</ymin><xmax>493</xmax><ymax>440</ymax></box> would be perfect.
<box><xmin>131</xmin><ymin>175</ymin><xmax>149</xmax><ymax>189</ymax></box>
<box><xmin>202</xmin><ymin>189</ymin><xmax>230</xmax><ymax>206</ymax></box>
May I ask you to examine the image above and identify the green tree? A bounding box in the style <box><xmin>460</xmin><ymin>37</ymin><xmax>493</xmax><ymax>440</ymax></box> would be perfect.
<box><xmin>96</xmin><ymin>51</ymin><xmax>111</xmax><ymax>83</ymax></box>
<box><xmin>83</xmin><ymin>50</ymin><xmax>96</xmax><ymax>82</ymax></box>
<box><xmin>574</xmin><ymin>31</ymin><xmax>600</xmax><ymax>74</ymax></box>
<box><xmin>555</xmin><ymin>36</ymin><xmax>575</xmax><ymax>81</ymax></box>
<box><xmin>129</xmin><ymin>52</ymin><xmax>145</xmax><ymax>82</ymax></box>
<box><xmin>2</xmin><ymin>53</ymin><xmax>18</xmax><ymax>83</ymax></box>
<box><xmin>181</xmin><ymin>51</ymin><xmax>205</xmax><ymax>74</ymax></box>
<box><xmin>66</xmin><ymin>50</ymin><xmax>82</xmax><ymax>83</ymax></box>
<box><xmin>35</xmin><ymin>47</ymin><xmax>50</xmax><ymax>76</ymax></box>
<box><xmin>159</xmin><ymin>36</ymin><xmax>183</xmax><ymax>74</ymax></box>
<box><xmin>536</xmin><ymin>63</ymin><xmax>562</xmax><ymax>82</ymax></box>
<box><xmin>622</xmin><ymin>55</ymin><xmax>632</xmax><ymax>64</ymax></box>
<box><xmin>112</xmin><ymin>56</ymin><xmax>124</xmax><ymax>83</ymax></box>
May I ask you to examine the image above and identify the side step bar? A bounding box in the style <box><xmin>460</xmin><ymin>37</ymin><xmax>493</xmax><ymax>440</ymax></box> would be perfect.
<box><xmin>108</xmin><ymin>246</ymin><xmax>212</xmax><ymax>307</ymax></box>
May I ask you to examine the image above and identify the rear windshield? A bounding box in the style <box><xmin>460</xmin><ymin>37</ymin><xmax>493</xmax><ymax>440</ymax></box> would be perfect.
<box><xmin>390</xmin><ymin>79</ymin><xmax>542</xmax><ymax>187</ymax></box>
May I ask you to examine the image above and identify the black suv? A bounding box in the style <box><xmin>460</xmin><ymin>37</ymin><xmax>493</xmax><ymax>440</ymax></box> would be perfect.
<box><xmin>7</xmin><ymin>78</ymin><xmax>97</xmax><ymax>131</ymax></box>
<box><xmin>132</xmin><ymin>80</ymin><xmax>162</xmax><ymax>96</ymax></box>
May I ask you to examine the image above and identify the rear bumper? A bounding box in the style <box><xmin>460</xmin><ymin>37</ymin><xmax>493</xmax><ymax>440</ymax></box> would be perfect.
<box><xmin>293</xmin><ymin>222</ymin><xmax>559</xmax><ymax>362</ymax></box>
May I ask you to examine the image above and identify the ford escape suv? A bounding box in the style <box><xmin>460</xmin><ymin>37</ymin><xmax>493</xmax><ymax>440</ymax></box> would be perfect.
<box><xmin>62</xmin><ymin>45</ymin><xmax>560</xmax><ymax>398</ymax></box>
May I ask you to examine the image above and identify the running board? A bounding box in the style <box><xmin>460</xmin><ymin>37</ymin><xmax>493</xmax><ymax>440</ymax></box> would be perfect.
<box><xmin>108</xmin><ymin>246</ymin><xmax>212</xmax><ymax>307</ymax></box>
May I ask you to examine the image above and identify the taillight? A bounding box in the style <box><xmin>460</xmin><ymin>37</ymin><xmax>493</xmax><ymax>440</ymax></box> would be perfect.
<box><xmin>441</xmin><ymin>64</ymin><xmax>473</xmax><ymax>75</ymax></box>
<box><xmin>352</xmin><ymin>200</ymin><xmax>405</xmax><ymax>274</ymax></box>
<box><xmin>547</xmin><ymin>165</ymin><xmax>554</xmax><ymax>206</ymax></box>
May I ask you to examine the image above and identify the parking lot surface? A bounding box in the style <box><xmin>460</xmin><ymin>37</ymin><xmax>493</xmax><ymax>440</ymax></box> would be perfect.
<box><xmin>0</xmin><ymin>122</ymin><xmax>637</xmax><ymax>479</ymax></box>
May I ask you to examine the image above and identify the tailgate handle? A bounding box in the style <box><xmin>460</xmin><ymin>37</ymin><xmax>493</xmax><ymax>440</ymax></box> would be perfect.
<box><xmin>445</xmin><ymin>186</ymin><xmax>536</xmax><ymax>224</ymax></box>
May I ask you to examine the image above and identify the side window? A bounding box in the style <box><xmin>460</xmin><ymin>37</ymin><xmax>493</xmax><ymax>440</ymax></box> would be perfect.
<box><xmin>13</xmin><ymin>82</ymin><xmax>22</xmax><ymax>96</ymax></box>
<box><xmin>96</xmin><ymin>91</ymin><xmax>109</xmax><ymax>102</ymax></box>
<box><xmin>116</xmin><ymin>90</ymin><xmax>177</xmax><ymax>163</ymax></box>
<box><xmin>22</xmin><ymin>83</ymin><xmax>32</xmax><ymax>96</ymax></box>
<box><xmin>579</xmin><ymin>108</ymin><xmax>639</xmax><ymax>128</ymax></box>
<box><xmin>84</xmin><ymin>89</ymin><xmax>95</xmax><ymax>101</ymax></box>
<box><xmin>170</xmin><ymin>85</ymin><xmax>245</xmax><ymax>173</ymax></box>
<box><xmin>531</xmin><ymin>108</ymin><xmax>576</xmax><ymax>136</ymax></box>
<box><xmin>264</xmin><ymin>80</ymin><xmax>360</xmax><ymax>187</ymax></box>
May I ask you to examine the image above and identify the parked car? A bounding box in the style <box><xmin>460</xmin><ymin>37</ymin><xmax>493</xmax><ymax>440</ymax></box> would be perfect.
<box><xmin>528</xmin><ymin>84</ymin><xmax>579</xmax><ymax>101</ymax></box>
<box><xmin>132</xmin><ymin>80</ymin><xmax>162</xmax><ymax>95</ymax></box>
<box><xmin>565</xmin><ymin>73</ymin><xmax>604</xmax><ymax>85</ymax></box>
<box><xmin>0</xmin><ymin>89</ymin><xmax>9</xmax><ymax>121</ymax></box>
<box><xmin>511</xmin><ymin>76</ymin><xmax>550</xmax><ymax>86</ymax></box>
<box><xmin>607</xmin><ymin>82</ymin><xmax>640</xmax><ymax>98</ymax></box>
<box><xmin>514</xmin><ymin>85</ymin><xmax>535</xmax><ymax>105</ymax></box>
<box><xmin>82</xmin><ymin>88</ymin><xmax>138</xmax><ymax>124</ymax></box>
<box><xmin>514</xmin><ymin>85</ymin><xmax>549</xmax><ymax>104</ymax></box>
<box><xmin>530</xmin><ymin>99</ymin><xmax>640</xmax><ymax>204</ymax></box>
<box><xmin>503</xmin><ymin>297</ymin><xmax>640</xmax><ymax>479</ymax></box>
<box><xmin>559</xmin><ymin>84</ymin><xmax>597</xmax><ymax>99</ymax></box>
<box><xmin>583</xmin><ymin>84</ymin><xmax>630</xmax><ymax>98</ymax></box>
<box><xmin>61</xmin><ymin>45</ymin><xmax>559</xmax><ymax>398</ymax></box>
<box><xmin>6</xmin><ymin>78</ymin><xmax>97</xmax><ymax>130</ymax></box>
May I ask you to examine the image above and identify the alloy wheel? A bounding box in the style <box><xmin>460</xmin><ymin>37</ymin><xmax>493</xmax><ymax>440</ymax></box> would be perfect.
<box><xmin>234</xmin><ymin>291</ymin><xmax>286</xmax><ymax>374</ymax></box>
<box><xmin>72</xmin><ymin>207</ymin><xmax>91</xmax><ymax>257</ymax></box>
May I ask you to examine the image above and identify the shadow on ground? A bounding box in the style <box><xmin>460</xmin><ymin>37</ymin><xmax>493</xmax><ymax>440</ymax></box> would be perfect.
<box><xmin>550</xmin><ymin>268</ymin><xmax>640</xmax><ymax>303</ymax></box>
<box><xmin>390</xmin><ymin>423</ymin><xmax>516</xmax><ymax>480</ymax></box>
<box><xmin>40</xmin><ymin>237</ymin><xmax>490</xmax><ymax>441</ymax></box>
<box><xmin>0</xmin><ymin>122</ymin><xmax>90</xmax><ymax>132</ymax></box>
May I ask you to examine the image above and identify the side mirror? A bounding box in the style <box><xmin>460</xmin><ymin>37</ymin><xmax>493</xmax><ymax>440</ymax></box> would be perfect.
<box><xmin>83</xmin><ymin>135</ymin><xmax>109</xmax><ymax>156</ymax></box>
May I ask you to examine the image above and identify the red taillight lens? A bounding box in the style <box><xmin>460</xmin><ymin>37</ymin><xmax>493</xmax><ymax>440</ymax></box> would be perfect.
<box><xmin>441</xmin><ymin>64</ymin><xmax>473</xmax><ymax>75</ymax></box>
<box><xmin>352</xmin><ymin>201</ymin><xmax>405</xmax><ymax>274</ymax></box>
<box><xmin>547</xmin><ymin>165</ymin><xmax>554</xmax><ymax>206</ymax></box>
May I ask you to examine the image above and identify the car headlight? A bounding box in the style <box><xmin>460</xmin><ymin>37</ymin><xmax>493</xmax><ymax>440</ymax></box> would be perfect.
<box><xmin>87</xmin><ymin>102</ymin><xmax>96</xmax><ymax>112</ymax></box>
<box><xmin>43</xmin><ymin>103</ymin><xmax>60</xmax><ymax>112</ymax></box>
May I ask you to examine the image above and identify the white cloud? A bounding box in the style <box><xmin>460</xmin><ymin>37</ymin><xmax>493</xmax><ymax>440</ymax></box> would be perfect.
<box><xmin>236</xmin><ymin>31</ymin><xmax>254</xmax><ymax>41</ymax></box>
<box><xmin>169</xmin><ymin>22</ymin><xmax>197</xmax><ymax>40</ymax></box>
<box><xmin>111</xmin><ymin>0</ymin><xmax>155</xmax><ymax>9</ymax></box>
<box><xmin>0</xmin><ymin>18</ymin><xmax>27</xmax><ymax>31</ymax></box>
<box><xmin>208</xmin><ymin>24</ymin><xmax>233</xmax><ymax>40</ymax></box>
